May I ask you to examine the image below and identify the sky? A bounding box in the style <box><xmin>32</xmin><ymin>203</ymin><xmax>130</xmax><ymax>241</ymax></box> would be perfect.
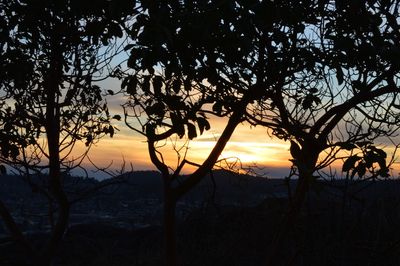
<box><xmin>83</xmin><ymin>113</ymin><xmax>294</xmax><ymax>179</ymax></box>
<box><xmin>82</xmin><ymin>122</ymin><xmax>400</xmax><ymax>180</ymax></box>
<box><xmin>76</xmin><ymin>78</ymin><xmax>400</xmax><ymax>180</ymax></box>
<box><xmin>77</xmin><ymin>77</ymin><xmax>294</xmax><ymax>179</ymax></box>
<box><xmin>66</xmin><ymin>51</ymin><xmax>400</xmax><ymax>180</ymax></box>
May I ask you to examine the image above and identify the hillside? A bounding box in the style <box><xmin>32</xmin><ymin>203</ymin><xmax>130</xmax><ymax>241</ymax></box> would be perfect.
<box><xmin>2</xmin><ymin>172</ymin><xmax>400</xmax><ymax>265</ymax></box>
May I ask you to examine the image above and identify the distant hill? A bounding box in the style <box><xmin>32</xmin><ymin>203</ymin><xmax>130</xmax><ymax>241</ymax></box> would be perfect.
<box><xmin>2</xmin><ymin>170</ymin><xmax>400</xmax><ymax>203</ymax></box>
<box><xmin>2</xmin><ymin>171</ymin><xmax>400</xmax><ymax>265</ymax></box>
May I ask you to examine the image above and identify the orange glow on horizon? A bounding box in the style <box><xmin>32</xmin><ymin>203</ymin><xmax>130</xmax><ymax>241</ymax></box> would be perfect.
<box><xmin>76</xmin><ymin>117</ymin><xmax>400</xmax><ymax>179</ymax></box>
<box><xmin>79</xmin><ymin>121</ymin><xmax>293</xmax><ymax>177</ymax></box>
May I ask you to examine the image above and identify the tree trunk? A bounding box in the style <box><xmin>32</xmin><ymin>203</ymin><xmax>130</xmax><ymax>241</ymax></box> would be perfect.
<box><xmin>164</xmin><ymin>186</ymin><xmax>177</xmax><ymax>266</ymax></box>
<box><xmin>266</xmin><ymin>145</ymin><xmax>319</xmax><ymax>266</ymax></box>
<box><xmin>38</xmin><ymin>39</ymin><xmax>70</xmax><ymax>266</ymax></box>
<box><xmin>266</xmin><ymin>175</ymin><xmax>309</xmax><ymax>266</ymax></box>
<box><xmin>39</xmin><ymin>165</ymin><xmax>70</xmax><ymax>266</ymax></box>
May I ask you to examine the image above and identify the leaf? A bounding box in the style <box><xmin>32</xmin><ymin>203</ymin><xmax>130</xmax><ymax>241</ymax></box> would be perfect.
<box><xmin>142</xmin><ymin>76</ymin><xmax>150</xmax><ymax>93</ymax></box>
<box><xmin>177</xmin><ymin>125</ymin><xmax>185</xmax><ymax>138</ymax></box>
<box><xmin>184</xmin><ymin>78</ymin><xmax>191</xmax><ymax>91</ymax></box>
<box><xmin>109</xmin><ymin>125</ymin><xmax>114</xmax><ymax>138</ymax></box>
<box><xmin>127</xmin><ymin>56</ymin><xmax>136</xmax><ymax>68</ymax></box>
<box><xmin>113</xmin><ymin>115</ymin><xmax>121</xmax><ymax>121</ymax></box>
<box><xmin>290</xmin><ymin>140</ymin><xmax>301</xmax><ymax>159</ymax></box>
<box><xmin>109</xmin><ymin>23</ymin><xmax>123</xmax><ymax>38</ymax></box>
<box><xmin>136</xmin><ymin>14</ymin><xmax>147</xmax><ymax>24</ymax></box>
<box><xmin>65</xmin><ymin>89</ymin><xmax>75</xmax><ymax>103</ymax></box>
<box><xmin>170</xmin><ymin>112</ymin><xmax>180</xmax><ymax>126</ymax></box>
<box><xmin>374</xmin><ymin>147</ymin><xmax>387</xmax><ymax>159</ymax></box>
<box><xmin>171</xmin><ymin>113</ymin><xmax>184</xmax><ymax>138</ymax></box>
<box><xmin>364</xmin><ymin>151</ymin><xmax>375</xmax><ymax>168</ymax></box>
<box><xmin>336</xmin><ymin>66</ymin><xmax>344</xmax><ymax>85</ymax></box>
<box><xmin>85</xmin><ymin>135</ymin><xmax>93</xmax><ymax>146</ymax></box>
<box><xmin>145</xmin><ymin>123</ymin><xmax>155</xmax><ymax>138</ymax></box>
<box><xmin>197</xmin><ymin>116</ymin><xmax>210</xmax><ymax>135</ymax></box>
<box><xmin>356</xmin><ymin>163</ymin><xmax>366</xmax><ymax>178</ymax></box>
<box><xmin>302</xmin><ymin>94</ymin><xmax>313</xmax><ymax>109</ymax></box>
<box><xmin>212</xmin><ymin>102</ymin><xmax>222</xmax><ymax>115</ymax></box>
<box><xmin>312</xmin><ymin>95</ymin><xmax>321</xmax><ymax>105</ymax></box>
<box><xmin>152</xmin><ymin>76</ymin><xmax>163</xmax><ymax>95</ymax></box>
<box><xmin>101</xmin><ymin>37</ymin><xmax>109</xmax><ymax>46</ymax></box>
<box><xmin>375</xmin><ymin>154</ymin><xmax>387</xmax><ymax>171</ymax></box>
<box><xmin>377</xmin><ymin>167</ymin><xmax>390</xmax><ymax>178</ymax></box>
<box><xmin>121</xmin><ymin>77</ymin><xmax>128</xmax><ymax>89</ymax></box>
<box><xmin>187</xmin><ymin>123</ymin><xmax>197</xmax><ymax>140</ymax></box>
<box><xmin>124</xmin><ymin>44</ymin><xmax>135</xmax><ymax>51</ymax></box>
<box><xmin>172</xmin><ymin>79</ymin><xmax>181</xmax><ymax>94</ymax></box>
<box><xmin>339</xmin><ymin>142</ymin><xmax>356</xmax><ymax>151</ymax></box>
<box><xmin>89</xmin><ymin>56</ymin><xmax>96</xmax><ymax>65</ymax></box>
<box><xmin>342</xmin><ymin>155</ymin><xmax>361</xmax><ymax>172</ymax></box>
<box><xmin>127</xmin><ymin>76</ymin><xmax>137</xmax><ymax>95</ymax></box>
<box><xmin>107</xmin><ymin>89</ymin><xmax>114</xmax><ymax>95</ymax></box>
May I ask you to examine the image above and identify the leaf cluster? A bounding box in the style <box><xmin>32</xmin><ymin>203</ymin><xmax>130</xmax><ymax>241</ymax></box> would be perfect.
<box><xmin>126</xmin><ymin>0</ymin><xmax>400</xmax><ymax>179</ymax></box>
<box><xmin>342</xmin><ymin>142</ymin><xmax>389</xmax><ymax>179</ymax></box>
<box><xmin>0</xmin><ymin>0</ymin><xmax>134</xmax><ymax>170</ymax></box>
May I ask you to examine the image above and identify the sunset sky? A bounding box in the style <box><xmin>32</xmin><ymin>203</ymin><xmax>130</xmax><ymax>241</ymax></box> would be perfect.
<box><xmin>84</xmin><ymin>120</ymin><xmax>400</xmax><ymax>179</ymax></box>
<box><xmin>75</xmin><ymin>78</ymin><xmax>294</xmax><ymax>178</ymax></box>
<box><xmin>85</xmin><ymin>112</ymin><xmax>293</xmax><ymax>179</ymax></box>
<box><xmin>75</xmin><ymin>78</ymin><xmax>400</xmax><ymax>180</ymax></box>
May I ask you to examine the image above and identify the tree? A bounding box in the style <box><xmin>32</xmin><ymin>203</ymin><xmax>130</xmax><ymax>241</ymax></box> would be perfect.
<box><xmin>242</xmin><ymin>1</ymin><xmax>400</xmax><ymax>263</ymax></box>
<box><xmin>126</xmin><ymin>0</ymin><xmax>400</xmax><ymax>264</ymax></box>
<box><xmin>123</xmin><ymin>0</ymin><xmax>334</xmax><ymax>265</ymax></box>
<box><xmin>0</xmin><ymin>0</ymin><xmax>134</xmax><ymax>265</ymax></box>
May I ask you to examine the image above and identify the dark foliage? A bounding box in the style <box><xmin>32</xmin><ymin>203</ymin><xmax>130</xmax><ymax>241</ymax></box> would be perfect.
<box><xmin>124</xmin><ymin>0</ymin><xmax>400</xmax><ymax>265</ymax></box>
<box><xmin>0</xmin><ymin>0</ymin><xmax>135</xmax><ymax>265</ymax></box>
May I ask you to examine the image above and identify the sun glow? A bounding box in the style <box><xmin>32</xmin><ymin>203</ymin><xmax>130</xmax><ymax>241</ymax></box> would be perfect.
<box><xmin>78</xmin><ymin>104</ymin><xmax>400</xmax><ymax>179</ymax></box>
<box><xmin>187</xmin><ymin>140</ymin><xmax>290</xmax><ymax>165</ymax></box>
<box><xmin>81</xmin><ymin>121</ymin><xmax>293</xmax><ymax>178</ymax></box>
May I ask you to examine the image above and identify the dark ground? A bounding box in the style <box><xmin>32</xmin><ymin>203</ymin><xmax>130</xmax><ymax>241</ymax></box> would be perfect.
<box><xmin>1</xmin><ymin>172</ymin><xmax>400</xmax><ymax>265</ymax></box>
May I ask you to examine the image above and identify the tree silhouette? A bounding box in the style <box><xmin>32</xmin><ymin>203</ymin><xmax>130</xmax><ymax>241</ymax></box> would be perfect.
<box><xmin>0</xmin><ymin>0</ymin><xmax>134</xmax><ymax>265</ymax></box>
<box><xmin>241</xmin><ymin>1</ymin><xmax>400</xmax><ymax>263</ymax></box>
<box><xmin>124</xmin><ymin>0</ymin><xmax>400</xmax><ymax>264</ymax></box>
<box><xmin>122</xmin><ymin>1</ymin><xmax>343</xmax><ymax>265</ymax></box>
